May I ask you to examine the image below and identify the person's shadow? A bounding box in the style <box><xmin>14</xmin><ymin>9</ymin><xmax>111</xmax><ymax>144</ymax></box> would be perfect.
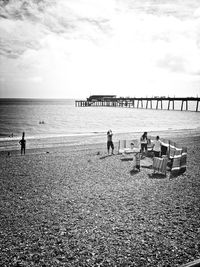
<box><xmin>130</xmin><ymin>169</ymin><xmax>140</xmax><ymax>175</ymax></box>
<box><xmin>99</xmin><ymin>154</ymin><xmax>114</xmax><ymax>159</ymax></box>
<box><xmin>148</xmin><ymin>173</ymin><xmax>167</xmax><ymax>179</ymax></box>
<box><xmin>121</xmin><ymin>157</ymin><xmax>133</xmax><ymax>161</ymax></box>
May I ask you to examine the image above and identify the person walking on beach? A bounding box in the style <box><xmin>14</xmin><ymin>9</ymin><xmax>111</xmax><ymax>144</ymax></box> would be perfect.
<box><xmin>107</xmin><ymin>129</ymin><xmax>114</xmax><ymax>155</ymax></box>
<box><xmin>19</xmin><ymin>132</ymin><xmax>26</xmax><ymax>155</ymax></box>
<box><xmin>140</xmin><ymin>131</ymin><xmax>148</xmax><ymax>157</ymax></box>
<box><xmin>152</xmin><ymin>136</ymin><xmax>162</xmax><ymax>157</ymax></box>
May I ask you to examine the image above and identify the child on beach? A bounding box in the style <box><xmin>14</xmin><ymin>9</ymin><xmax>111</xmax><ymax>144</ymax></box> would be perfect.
<box><xmin>107</xmin><ymin>130</ymin><xmax>114</xmax><ymax>155</ymax></box>
<box><xmin>19</xmin><ymin>132</ymin><xmax>26</xmax><ymax>155</ymax></box>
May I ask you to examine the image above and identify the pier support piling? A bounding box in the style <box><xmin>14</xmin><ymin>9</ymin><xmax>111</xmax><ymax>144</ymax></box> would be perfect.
<box><xmin>146</xmin><ymin>100</ymin><xmax>149</xmax><ymax>109</ymax></box>
<box><xmin>196</xmin><ymin>101</ymin><xmax>199</xmax><ymax>112</ymax></box>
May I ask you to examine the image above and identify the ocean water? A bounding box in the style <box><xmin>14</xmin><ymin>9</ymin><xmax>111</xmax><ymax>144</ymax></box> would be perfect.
<box><xmin>0</xmin><ymin>98</ymin><xmax>200</xmax><ymax>151</ymax></box>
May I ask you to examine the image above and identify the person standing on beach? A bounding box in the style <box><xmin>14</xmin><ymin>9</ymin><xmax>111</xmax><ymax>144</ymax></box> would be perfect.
<box><xmin>107</xmin><ymin>130</ymin><xmax>114</xmax><ymax>155</ymax></box>
<box><xmin>19</xmin><ymin>132</ymin><xmax>26</xmax><ymax>155</ymax></box>
<box><xmin>140</xmin><ymin>131</ymin><xmax>148</xmax><ymax>157</ymax></box>
<box><xmin>152</xmin><ymin>136</ymin><xmax>162</xmax><ymax>157</ymax></box>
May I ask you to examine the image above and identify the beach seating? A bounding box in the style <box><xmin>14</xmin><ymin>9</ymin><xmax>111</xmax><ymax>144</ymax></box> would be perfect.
<box><xmin>169</xmin><ymin>140</ymin><xmax>179</xmax><ymax>159</ymax></box>
<box><xmin>118</xmin><ymin>136</ymin><xmax>187</xmax><ymax>177</ymax></box>
<box><xmin>160</xmin><ymin>138</ymin><xmax>169</xmax><ymax>156</ymax></box>
<box><xmin>151</xmin><ymin>140</ymin><xmax>187</xmax><ymax>176</ymax></box>
<box><xmin>171</xmin><ymin>147</ymin><xmax>187</xmax><ymax>175</ymax></box>
<box><xmin>140</xmin><ymin>157</ymin><xmax>153</xmax><ymax>168</ymax></box>
<box><xmin>152</xmin><ymin>156</ymin><xmax>168</xmax><ymax>176</ymax></box>
<box><xmin>180</xmin><ymin>147</ymin><xmax>187</xmax><ymax>174</ymax></box>
<box><xmin>118</xmin><ymin>139</ymin><xmax>140</xmax><ymax>154</ymax></box>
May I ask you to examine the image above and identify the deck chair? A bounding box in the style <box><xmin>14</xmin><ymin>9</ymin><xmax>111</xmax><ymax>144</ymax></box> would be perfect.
<box><xmin>169</xmin><ymin>140</ymin><xmax>182</xmax><ymax>159</ymax></box>
<box><xmin>160</xmin><ymin>138</ymin><xmax>170</xmax><ymax>156</ymax></box>
<box><xmin>152</xmin><ymin>156</ymin><xmax>168</xmax><ymax>176</ymax></box>
<box><xmin>118</xmin><ymin>139</ymin><xmax>140</xmax><ymax>154</ymax></box>
<box><xmin>171</xmin><ymin>147</ymin><xmax>187</xmax><ymax>175</ymax></box>
<box><xmin>179</xmin><ymin>147</ymin><xmax>187</xmax><ymax>174</ymax></box>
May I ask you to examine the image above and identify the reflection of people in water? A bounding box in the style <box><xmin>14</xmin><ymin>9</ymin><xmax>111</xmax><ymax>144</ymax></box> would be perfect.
<box><xmin>19</xmin><ymin>132</ymin><xmax>26</xmax><ymax>155</ymax></box>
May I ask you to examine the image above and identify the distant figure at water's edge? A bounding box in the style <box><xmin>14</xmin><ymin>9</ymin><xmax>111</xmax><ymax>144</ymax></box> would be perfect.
<box><xmin>19</xmin><ymin>132</ymin><xmax>26</xmax><ymax>155</ymax></box>
<box><xmin>107</xmin><ymin>130</ymin><xmax>114</xmax><ymax>155</ymax></box>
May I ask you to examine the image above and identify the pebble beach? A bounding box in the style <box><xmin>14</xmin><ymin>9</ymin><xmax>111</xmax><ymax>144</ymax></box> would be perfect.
<box><xmin>0</xmin><ymin>132</ymin><xmax>200</xmax><ymax>266</ymax></box>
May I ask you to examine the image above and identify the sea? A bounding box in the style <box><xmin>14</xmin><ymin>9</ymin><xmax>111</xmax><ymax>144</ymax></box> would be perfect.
<box><xmin>0</xmin><ymin>98</ymin><xmax>200</xmax><ymax>151</ymax></box>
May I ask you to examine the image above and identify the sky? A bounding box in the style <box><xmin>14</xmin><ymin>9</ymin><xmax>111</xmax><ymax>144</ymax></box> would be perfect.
<box><xmin>0</xmin><ymin>0</ymin><xmax>200</xmax><ymax>99</ymax></box>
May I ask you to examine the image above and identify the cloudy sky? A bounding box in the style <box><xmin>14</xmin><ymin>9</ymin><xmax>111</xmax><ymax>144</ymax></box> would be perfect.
<box><xmin>0</xmin><ymin>0</ymin><xmax>200</xmax><ymax>98</ymax></box>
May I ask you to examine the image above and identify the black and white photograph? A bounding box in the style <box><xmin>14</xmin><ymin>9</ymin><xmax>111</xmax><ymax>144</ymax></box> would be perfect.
<box><xmin>0</xmin><ymin>0</ymin><xmax>200</xmax><ymax>266</ymax></box>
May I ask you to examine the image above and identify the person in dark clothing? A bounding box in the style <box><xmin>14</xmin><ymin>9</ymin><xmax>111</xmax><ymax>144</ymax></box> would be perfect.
<box><xmin>107</xmin><ymin>129</ymin><xmax>114</xmax><ymax>155</ymax></box>
<box><xmin>19</xmin><ymin>132</ymin><xmax>26</xmax><ymax>155</ymax></box>
<box><xmin>140</xmin><ymin>131</ymin><xmax>148</xmax><ymax>157</ymax></box>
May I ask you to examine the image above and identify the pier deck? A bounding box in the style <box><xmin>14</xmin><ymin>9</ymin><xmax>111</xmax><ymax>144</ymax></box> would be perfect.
<box><xmin>75</xmin><ymin>96</ymin><xmax>200</xmax><ymax>112</ymax></box>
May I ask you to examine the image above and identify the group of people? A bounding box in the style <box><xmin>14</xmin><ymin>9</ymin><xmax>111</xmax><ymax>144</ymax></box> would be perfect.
<box><xmin>140</xmin><ymin>131</ymin><xmax>162</xmax><ymax>157</ymax></box>
<box><xmin>107</xmin><ymin>130</ymin><xmax>163</xmax><ymax>157</ymax></box>
<box><xmin>19</xmin><ymin>130</ymin><xmax>162</xmax><ymax>157</ymax></box>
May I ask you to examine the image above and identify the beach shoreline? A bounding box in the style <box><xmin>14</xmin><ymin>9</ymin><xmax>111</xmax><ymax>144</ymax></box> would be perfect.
<box><xmin>1</xmin><ymin>127</ymin><xmax>200</xmax><ymax>153</ymax></box>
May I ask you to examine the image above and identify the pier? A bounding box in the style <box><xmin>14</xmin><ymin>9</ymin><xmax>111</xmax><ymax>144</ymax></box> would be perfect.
<box><xmin>75</xmin><ymin>95</ymin><xmax>200</xmax><ymax>112</ymax></box>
